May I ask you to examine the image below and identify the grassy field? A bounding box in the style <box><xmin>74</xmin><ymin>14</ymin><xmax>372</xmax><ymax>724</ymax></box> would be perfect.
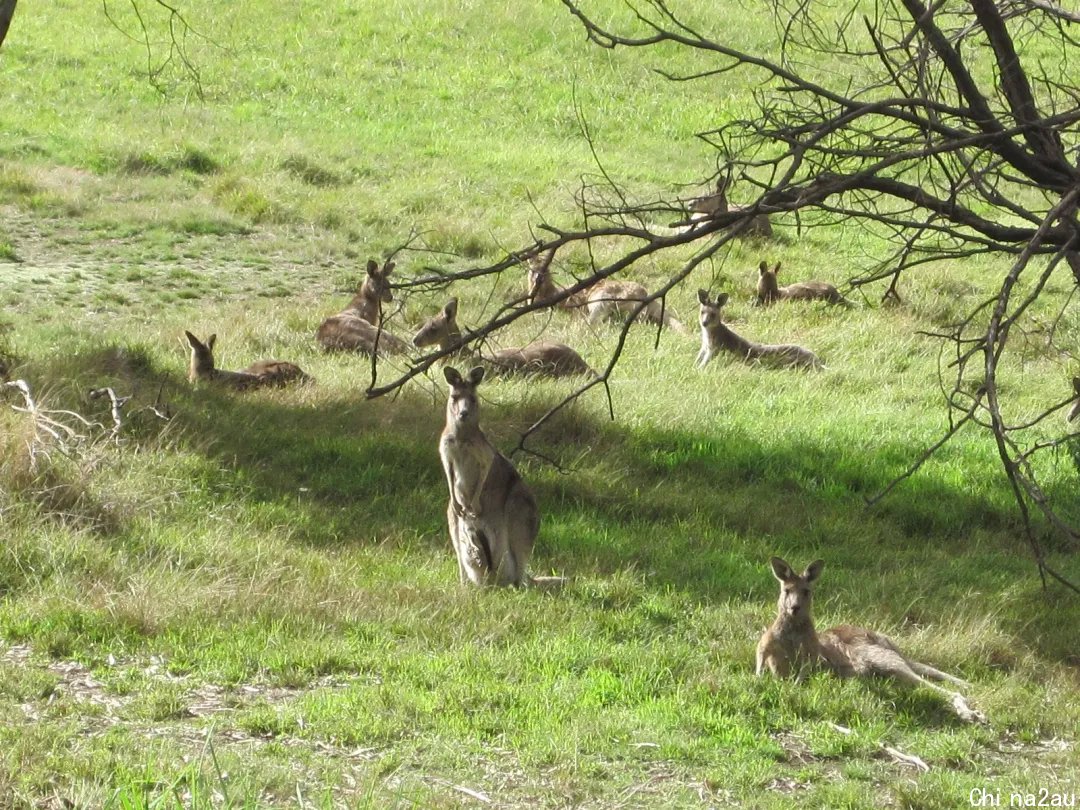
<box><xmin>1</xmin><ymin>1</ymin><xmax>1079</xmax><ymax>807</ymax></box>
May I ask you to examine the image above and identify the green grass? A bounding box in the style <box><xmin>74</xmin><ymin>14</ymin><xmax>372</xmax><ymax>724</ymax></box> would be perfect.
<box><xmin>0</xmin><ymin>0</ymin><xmax>1078</xmax><ymax>807</ymax></box>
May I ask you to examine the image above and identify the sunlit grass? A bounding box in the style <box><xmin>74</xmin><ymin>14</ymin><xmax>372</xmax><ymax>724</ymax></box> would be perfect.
<box><xmin>0</xmin><ymin>0</ymin><xmax>1077</xmax><ymax>807</ymax></box>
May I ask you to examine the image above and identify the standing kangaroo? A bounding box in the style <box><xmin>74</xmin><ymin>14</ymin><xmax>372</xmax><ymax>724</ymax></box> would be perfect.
<box><xmin>315</xmin><ymin>258</ymin><xmax>409</xmax><ymax>355</ymax></box>
<box><xmin>527</xmin><ymin>250</ymin><xmax>686</xmax><ymax>333</ymax></box>
<box><xmin>756</xmin><ymin>557</ymin><xmax>985</xmax><ymax>723</ymax></box>
<box><xmin>439</xmin><ymin>366</ymin><xmax>539</xmax><ymax>587</ymax></box>
<box><xmin>673</xmin><ymin>175</ymin><xmax>773</xmax><ymax>239</ymax></box>
<box><xmin>1068</xmin><ymin>378</ymin><xmax>1080</xmax><ymax>422</ymax></box>
<box><xmin>696</xmin><ymin>290</ymin><xmax>821</xmax><ymax>370</ymax></box>
<box><xmin>413</xmin><ymin>298</ymin><xmax>596</xmax><ymax>379</ymax></box>
<box><xmin>756</xmin><ymin>261</ymin><xmax>852</xmax><ymax>307</ymax></box>
<box><xmin>184</xmin><ymin>331</ymin><xmax>311</xmax><ymax>390</ymax></box>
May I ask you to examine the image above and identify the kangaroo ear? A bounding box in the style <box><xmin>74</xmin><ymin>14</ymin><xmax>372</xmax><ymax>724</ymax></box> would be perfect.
<box><xmin>443</xmin><ymin>367</ymin><xmax>463</xmax><ymax>386</ymax></box>
<box><xmin>365</xmin><ymin>259</ymin><xmax>379</xmax><ymax>277</ymax></box>
<box><xmin>444</xmin><ymin>298</ymin><xmax>458</xmax><ymax>319</ymax></box>
<box><xmin>804</xmin><ymin>559</ymin><xmax>825</xmax><ymax>583</ymax></box>
<box><xmin>758</xmin><ymin>261</ymin><xmax>768</xmax><ymax>275</ymax></box>
<box><xmin>774</xmin><ymin>262</ymin><xmax>782</xmax><ymax>275</ymax></box>
<box><xmin>1073</xmin><ymin>377</ymin><xmax>1080</xmax><ymax>394</ymax></box>
<box><xmin>206</xmin><ymin>334</ymin><xmax>217</xmax><ymax>351</ymax></box>
<box><xmin>770</xmin><ymin>557</ymin><xmax>796</xmax><ymax>583</ymax></box>
<box><xmin>382</xmin><ymin>261</ymin><xmax>395</xmax><ymax>277</ymax></box>
<box><xmin>697</xmin><ymin>289</ymin><xmax>711</xmax><ymax>305</ymax></box>
<box><xmin>467</xmin><ymin>366</ymin><xmax>485</xmax><ymax>386</ymax></box>
<box><xmin>715</xmin><ymin>292</ymin><xmax>729</xmax><ymax>307</ymax></box>
<box><xmin>184</xmin><ymin>331</ymin><xmax>201</xmax><ymax>349</ymax></box>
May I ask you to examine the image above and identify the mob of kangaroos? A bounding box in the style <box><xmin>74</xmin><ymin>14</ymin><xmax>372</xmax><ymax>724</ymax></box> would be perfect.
<box><xmin>756</xmin><ymin>557</ymin><xmax>986</xmax><ymax>723</ymax></box>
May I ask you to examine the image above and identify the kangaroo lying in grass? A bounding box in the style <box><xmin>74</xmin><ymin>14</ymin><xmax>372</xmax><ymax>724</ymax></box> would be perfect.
<box><xmin>756</xmin><ymin>557</ymin><xmax>985</xmax><ymax>724</ymax></box>
<box><xmin>756</xmin><ymin>261</ymin><xmax>852</xmax><ymax>307</ymax></box>
<box><xmin>439</xmin><ymin>366</ymin><xmax>539</xmax><ymax>587</ymax></box>
<box><xmin>315</xmin><ymin>258</ymin><xmax>409</xmax><ymax>355</ymax></box>
<box><xmin>527</xmin><ymin>250</ymin><xmax>686</xmax><ymax>333</ymax></box>
<box><xmin>413</xmin><ymin>298</ymin><xmax>596</xmax><ymax>379</ymax></box>
<box><xmin>1069</xmin><ymin>378</ymin><xmax>1080</xmax><ymax>422</ymax></box>
<box><xmin>344</xmin><ymin>258</ymin><xmax>396</xmax><ymax>326</ymax></box>
<box><xmin>673</xmin><ymin>175</ymin><xmax>773</xmax><ymax>239</ymax></box>
<box><xmin>316</xmin><ymin>314</ymin><xmax>409</xmax><ymax>356</ymax></box>
<box><xmin>696</xmin><ymin>290</ymin><xmax>821</xmax><ymax>370</ymax></box>
<box><xmin>184</xmin><ymin>331</ymin><xmax>311</xmax><ymax>390</ymax></box>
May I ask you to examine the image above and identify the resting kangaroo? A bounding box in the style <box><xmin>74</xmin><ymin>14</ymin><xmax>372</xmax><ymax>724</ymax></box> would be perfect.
<box><xmin>756</xmin><ymin>261</ymin><xmax>852</xmax><ymax>307</ymax></box>
<box><xmin>673</xmin><ymin>175</ymin><xmax>773</xmax><ymax>239</ymax></box>
<box><xmin>184</xmin><ymin>331</ymin><xmax>311</xmax><ymax>390</ymax></box>
<box><xmin>439</xmin><ymin>366</ymin><xmax>538</xmax><ymax>587</ymax></box>
<box><xmin>756</xmin><ymin>557</ymin><xmax>985</xmax><ymax>723</ymax></box>
<box><xmin>696</xmin><ymin>290</ymin><xmax>821</xmax><ymax>370</ymax></box>
<box><xmin>1068</xmin><ymin>378</ymin><xmax>1080</xmax><ymax>423</ymax></box>
<box><xmin>413</xmin><ymin>298</ymin><xmax>596</xmax><ymax>379</ymax></box>
<box><xmin>315</xmin><ymin>258</ymin><xmax>409</xmax><ymax>355</ymax></box>
<box><xmin>342</xmin><ymin>258</ymin><xmax>395</xmax><ymax>326</ymax></box>
<box><xmin>527</xmin><ymin>250</ymin><xmax>686</xmax><ymax>333</ymax></box>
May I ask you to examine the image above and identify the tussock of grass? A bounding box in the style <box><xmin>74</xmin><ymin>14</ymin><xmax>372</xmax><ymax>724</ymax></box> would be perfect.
<box><xmin>210</xmin><ymin>175</ymin><xmax>291</xmax><ymax>225</ymax></box>
<box><xmin>281</xmin><ymin>154</ymin><xmax>347</xmax><ymax>188</ymax></box>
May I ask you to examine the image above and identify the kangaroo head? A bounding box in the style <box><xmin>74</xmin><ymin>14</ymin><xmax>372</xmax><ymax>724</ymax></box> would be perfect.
<box><xmin>413</xmin><ymin>298</ymin><xmax>460</xmax><ymax>348</ymax></box>
<box><xmin>769</xmin><ymin>557</ymin><xmax>824</xmax><ymax>621</ymax></box>
<box><xmin>444</xmin><ymin>365</ymin><xmax>485</xmax><ymax>428</ymax></box>
<box><xmin>697</xmin><ymin>290</ymin><xmax>729</xmax><ymax>329</ymax></box>
<box><xmin>527</xmin><ymin>249</ymin><xmax>556</xmax><ymax>302</ymax></box>
<box><xmin>1069</xmin><ymin>377</ymin><xmax>1080</xmax><ymax>422</ymax></box>
<box><xmin>184</xmin><ymin>331</ymin><xmax>217</xmax><ymax>381</ymax></box>
<box><xmin>361</xmin><ymin>258</ymin><xmax>395</xmax><ymax>304</ymax></box>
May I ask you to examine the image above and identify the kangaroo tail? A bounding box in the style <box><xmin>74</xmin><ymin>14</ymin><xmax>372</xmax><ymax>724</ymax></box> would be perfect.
<box><xmin>528</xmin><ymin>575</ymin><xmax>568</xmax><ymax>591</ymax></box>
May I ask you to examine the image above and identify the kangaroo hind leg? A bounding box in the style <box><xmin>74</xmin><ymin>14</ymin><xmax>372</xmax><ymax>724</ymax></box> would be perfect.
<box><xmin>879</xmin><ymin>654</ymin><xmax>985</xmax><ymax>724</ymax></box>
<box><xmin>907</xmin><ymin>659</ymin><xmax>971</xmax><ymax>689</ymax></box>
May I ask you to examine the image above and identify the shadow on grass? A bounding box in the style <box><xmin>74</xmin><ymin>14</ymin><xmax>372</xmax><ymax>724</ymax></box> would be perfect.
<box><xmin>19</xmin><ymin>344</ymin><xmax>1080</xmax><ymax>662</ymax></box>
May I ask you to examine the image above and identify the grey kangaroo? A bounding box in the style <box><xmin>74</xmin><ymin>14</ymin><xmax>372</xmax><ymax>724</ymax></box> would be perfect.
<box><xmin>696</xmin><ymin>290</ymin><xmax>821</xmax><ymax>370</ymax></box>
<box><xmin>673</xmin><ymin>174</ymin><xmax>773</xmax><ymax>239</ymax></box>
<box><xmin>413</xmin><ymin>298</ymin><xmax>596</xmax><ymax>379</ymax></box>
<box><xmin>184</xmin><ymin>331</ymin><xmax>311</xmax><ymax>390</ymax></box>
<box><xmin>756</xmin><ymin>557</ymin><xmax>985</xmax><ymax>723</ymax></box>
<box><xmin>439</xmin><ymin>366</ymin><xmax>539</xmax><ymax>587</ymax></box>
<box><xmin>315</xmin><ymin>258</ymin><xmax>408</xmax><ymax>355</ymax></box>
<box><xmin>527</xmin><ymin>249</ymin><xmax>686</xmax><ymax>333</ymax></box>
<box><xmin>755</xmin><ymin>261</ymin><xmax>852</xmax><ymax>307</ymax></box>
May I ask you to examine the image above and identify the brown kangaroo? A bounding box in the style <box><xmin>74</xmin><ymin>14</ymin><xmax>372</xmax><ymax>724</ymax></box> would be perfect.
<box><xmin>184</xmin><ymin>332</ymin><xmax>311</xmax><ymax>390</ymax></box>
<box><xmin>696</xmin><ymin>290</ymin><xmax>821</xmax><ymax>370</ymax></box>
<box><xmin>413</xmin><ymin>298</ymin><xmax>596</xmax><ymax>379</ymax></box>
<box><xmin>1068</xmin><ymin>378</ymin><xmax>1080</xmax><ymax>422</ymax></box>
<box><xmin>756</xmin><ymin>261</ymin><xmax>852</xmax><ymax>307</ymax></box>
<box><xmin>673</xmin><ymin>175</ymin><xmax>773</xmax><ymax>238</ymax></box>
<box><xmin>345</xmin><ymin>258</ymin><xmax>396</xmax><ymax>326</ymax></box>
<box><xmin>315</xmin><ymin>258</ymin><xmax>409</xmax><ymax>355</ymax></box>
<box><xmin>315</xmin><ymin>314</ymin><xmax>409</xmax><ymax>356</ymax></box>
<box><xmin>756</xmin><ymin>557</ymin><xmax>985</xmax><ymax>723</ymax></box>
<box><xmin>527</xmin><ymin>250</ymin><xmax>686</xmax><ymax>333</ymax></box>
<box><xmin>439</xmin><ymin>366</ymin><xmax>539</xmax><ymax>587</ymax></box>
